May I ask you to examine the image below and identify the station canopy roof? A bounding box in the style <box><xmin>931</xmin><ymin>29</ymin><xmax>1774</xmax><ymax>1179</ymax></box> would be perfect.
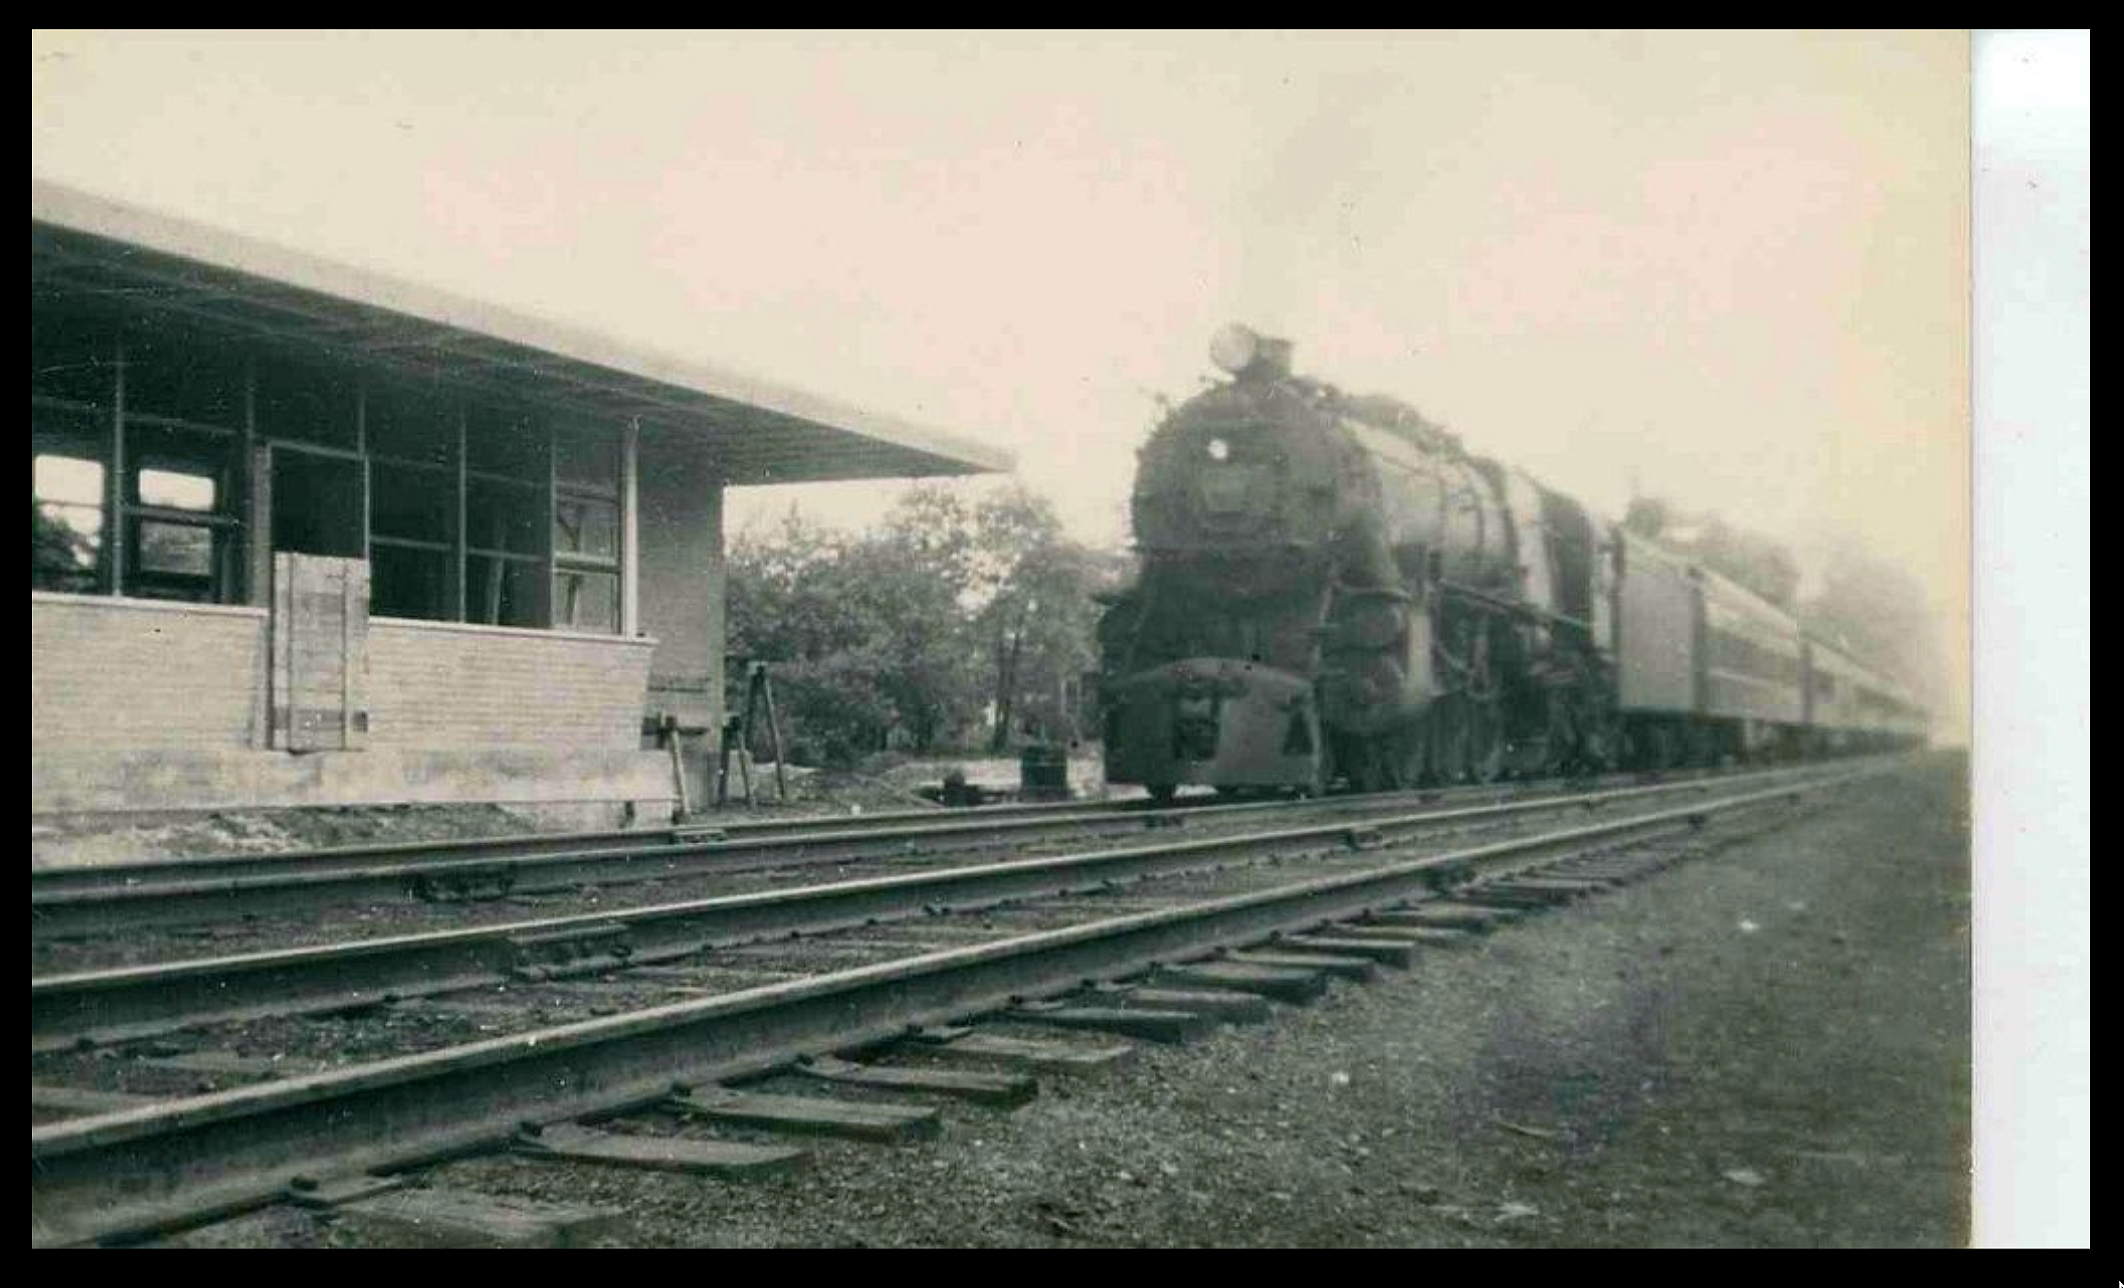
<box><xmin>31</xmin><ymin>179</ymin><xmax>1012</xmax><ymax>484</ymax></box>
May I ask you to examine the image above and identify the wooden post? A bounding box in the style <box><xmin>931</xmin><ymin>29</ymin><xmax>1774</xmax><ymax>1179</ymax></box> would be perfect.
<box><xmin>715</xmin><ymin>715</ymin><xmax>735</xmax><ymax>808</ymax></box>
<box><xmin>484</xmin><ymin>509</ymin><xmax>506</xmax><ymax>625</ymax></box>
<box><xmin>662</xmin><ymin>714</ymin><xmax>691</xmax><ymax>818</ymax></box>
<box><xmin>739</xmin><ymin>666</ymin><xmax>762</xmax><ymax>755</ymax></box>
<box><xmin>340</xmin><ymin>565</ymin><xmax>354</xmax><ymax>747</ymax></box>
<box><xmin>736</xmin><ymin>665</ymin><xmax>767</xmax><ymax>807</ymax></box>
<box><xmin>355</xmin><ymin>383</ymin><xmax>370</xmax><ymax>562</ymax></box>
<box><xmin>620</xmin><ymin>418</ymin><xmax>640</xmax><ymax>638</ymax></box>
<box><xmin>450</xmin><ymin>406</ymin><xmax>467</xmax><ymax>621</ymax></box>
<box><xmin>106</xmin><ymin>337</ymin><xmax>126</xmax><ymax>595</ymax></box>
<box><xmin>538</xmin><ymin>419</ymin><xmax>556</xmax><ymax>628</ymax></box>
<box><xmin>241</xmin><ymin>357</ymin><xmax>262</xmax><ymax>606</ymax></box>
<box><xmin>246</xmin><ymin>365</ymin><xmax>274</xmax><ymax>748</ymax></box>
<box><xmin>758</xmin><ymin>665</ymin><xmax>790</xmax><ymax>803</ymax></box>
<box><xmin>272</xmin><ymin>551</ymin><xmax>292</xmax><ymax>749</ymax></box>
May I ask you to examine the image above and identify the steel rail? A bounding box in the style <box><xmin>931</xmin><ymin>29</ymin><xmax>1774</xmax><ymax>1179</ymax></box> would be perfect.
<box><xmin>28</xmin><ymin>796</ymin><xmax>1177</xmax><ymax>936</ymax></box>
<box><xmin>30</xmin><ymin>767</ymin><xmax>1753</xmax><ymax>938</ymax></box>
<box><xmin>41</xmin><ymin>779</ymin><xmax>1547</xmax><ymax>900</ymax></box>
<box><xmin>30</xmin><ymin>792</ymin><xmax>1149</xmax><ymax>895</ymax></box>
<box><xmin>28</xmin><ymin>768</ymin><xmax>1869</xmax><ymax>1247</ymax></box>
<box><xmin>30</xmin><ymin>763</ymin><xmax>1836</xmax><ymax>1053</ymax></box>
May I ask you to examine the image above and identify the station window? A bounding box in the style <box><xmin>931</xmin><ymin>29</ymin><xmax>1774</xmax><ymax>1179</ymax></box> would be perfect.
<box><xmin>123</xmin><ymin>334</ymin><xmax>245</xmax><ymax>431</ymax></box>
<box><xmin>128</xmin><ymin>428</ymin><xmax>241</xmax><ymax>603</ymax></box>
<box><xmin>31</xmin><ymin>317</ymin><xmax>117</xmax><ymax>408</ymax></box>
<box><xmin>467</xmin><ymin>407</ymin><xmax>546</xmax><ymax>477</ymax></box>
<box><xmin>554</xmin><ymin>425</ymin><xmax>617</xmax><ymax>490</ymax></box>
<box><xmin>556</xmin><ymin>494</ymin><xmax>619</xmax><ymax>559</ymax></box>
<box><xmin>256</xmin><ymin>358</ymin><xmax>360</xmax><ymax>450</ymax></box>
<box><xmin>33</xmin><ymin>318</ymin><xmax>116</xmax><ymax>593</ymax></box>
<box><xmin>270</xmin><ymin>448</ymin><xmax>365</xmax><ymax>561</ymax></box>
<box><xmin>31</xmin><ymin>327</ymin><xmax>242</xmax><ymax>603</ymax></box>
<box><xmin>554</xmin><ymin>566</ymin><xmax>620</xmax><ymax>633</ymax></box>
<box><xmin>370</xmin><ymin>463</ymin><xmax>455</xmax><ymax>546</ymax></box>
<box><xmin>368</xmin><ymin>461</ymin><xmax>456</xmax><ymax>621</ymax></box>
<box><xmin>367</xmin><ymin>383</ymin><xmax>462</xmax><ymax>622</ymax></box>
<box><xmin>370</xmin><ymin>541</ymin><xmax>452</xmax><ymax>621</ymax></box>
<box><xmin>457</xmin><ymin>407</ymin><xmax>549</xmax><ymax>629</ymax></box>
<box><xmin>366</xmin><ymin>384</ymin><xmax>459</xmax><ymax>469</ymax></box>
<box><xmin>32</xmin><ymin>444</ymin><xmax>106</xmax><ymax>594</ymax></box>
<box><xmin>466</xmin><ymin>476</ymin><xmax>544</xmax><ymax>555</ymax></box>
<box><xmin>31</xmin><ymin>313</ymin><xmax>633</xmax><ymax>633</ymax></box>
<box><xmin>552</xmin><ymin>423</ymin><xmax>620</xmax><ymax>634</ymax></box>
<box><xmin>362</xmin><ymin>403</ymin><xmax>632</xmax><ymax>633</ymax></box>
<box><xmin>467</xmin><ymin>555</ymin><xmax>544</xmax><ymax>629</ymax></box>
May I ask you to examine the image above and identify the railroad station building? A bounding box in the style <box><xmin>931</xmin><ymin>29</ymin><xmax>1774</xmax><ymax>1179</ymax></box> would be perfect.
<box><xmin>31</xmin><ymin>181</ymin><xmax>1008</xmax><ymax>821</ymax></box>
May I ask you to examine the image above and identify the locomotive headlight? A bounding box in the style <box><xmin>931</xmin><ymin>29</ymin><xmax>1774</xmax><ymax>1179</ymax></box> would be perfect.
<box><xmin>1209</xmin><ymin>323</ymin><xmax>1294</xmax><ymax>378</ymax></box>
<box><xmin>1206</xmin><ymin>437</ymin><xmax>1230</xmax><ymax>462</ymax></box>
<box><xmin>1210</xmin><ymin>323</ymin><xmax>1261</xmax><ymax>374</ymax></box>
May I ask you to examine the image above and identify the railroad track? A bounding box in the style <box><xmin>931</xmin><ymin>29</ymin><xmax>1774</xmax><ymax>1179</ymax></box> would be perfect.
<box><xmin>30</xmin><ymin>767</ymin><xmax>1743</xmax><ymax>944</ymax></box>
<box><xmin>28</xmin><ymin>758</ymin><xmax>1888</xmax><ymax>1246</ymax></box>
<box><xmin>30</xmin><ymin>765</ymin><xmax>1834</xmax><ymax>1050</ymax></box>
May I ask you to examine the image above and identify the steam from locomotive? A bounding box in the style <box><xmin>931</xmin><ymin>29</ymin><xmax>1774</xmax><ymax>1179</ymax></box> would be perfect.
<box><xmin>1097</xmin><ymin>326</ymin><xmax>1928</xmax><ymax>799</ymax></box>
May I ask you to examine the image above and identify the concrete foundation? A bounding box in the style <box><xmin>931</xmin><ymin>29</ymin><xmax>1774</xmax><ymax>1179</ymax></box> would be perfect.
<box><xmin>31</xmin><ymin>745</ymin><xmax>675</xmax><ymax>818</ymax></box>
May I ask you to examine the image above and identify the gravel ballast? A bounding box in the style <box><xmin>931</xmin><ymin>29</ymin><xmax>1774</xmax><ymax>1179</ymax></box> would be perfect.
<box><xmin>176</xmin><ymin>756</ymin><xmax>1969</xmax><ymax>1247</ymax></box>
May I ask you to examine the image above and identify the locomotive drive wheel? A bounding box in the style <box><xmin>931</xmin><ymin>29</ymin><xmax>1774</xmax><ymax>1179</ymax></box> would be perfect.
<box><xmin>1393</xmin><ymin>721</ymin><xmax>1429</xmax><ymax>790</ymax></box>
<box><xmin>1363</xmin><ymin>731</ymin><xmax>1417</xmax><ymax>792</ymax></box>
<box><xmin>1429</xmin><ymin>695</ymin><xmax>1469</xmax><ymax>784</ymax></box>
<box><xmin>1633</xmin><ymin>721</ymin><xmax>1677</xmax><ymax>773</ymax></box>
<box><xmin>1427</xmin><ymin>691</ymin><xmax>1504</xmax><ymax>785</ymax></box>
<box><xmin>1583</xmin><ymin>715</ymin><xmax>1626</xmax><ymax>775</ymax></box>
<box><xmin>1338</xmin><ymin>735</ymin><xmax>1393</xmax><ymax>793</ymax></box>
<box><xmin>1464</xmin><ymin>630</ymin><xmax>1506</xmax><ymax>783</ymax></box>
<box><xmin>1467</xmin><ymin>692</ymin><xmax>1506</xmax><ymax>784</ymax></box>
<box><xmin>1301</xmin><ymin>746</ymin><xmax>1331</xmax><ymax>798</ymax></box>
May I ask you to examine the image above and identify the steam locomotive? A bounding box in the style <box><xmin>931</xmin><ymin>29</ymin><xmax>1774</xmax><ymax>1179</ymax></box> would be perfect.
<box><xmin>1096</xmin><ymin>326</ymin><xmax>1927</xmax><ymax>799</ymax></box>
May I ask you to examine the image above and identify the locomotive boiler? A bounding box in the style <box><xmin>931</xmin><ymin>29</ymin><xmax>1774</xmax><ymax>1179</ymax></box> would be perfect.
<box><xmin>1097</xmin><ymin>325</ymin><xmax>1925</xmax><ymax>799</ymax></box>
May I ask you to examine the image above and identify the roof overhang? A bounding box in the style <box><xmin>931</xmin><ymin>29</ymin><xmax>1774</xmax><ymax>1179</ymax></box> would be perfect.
<box><xmin>30</xmin><ymin>179</ymin><xmax>1013</xmax><ymax>485</ymax></box>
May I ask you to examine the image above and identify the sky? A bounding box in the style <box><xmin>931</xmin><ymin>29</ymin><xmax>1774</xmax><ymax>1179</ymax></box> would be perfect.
<box><xmin>30</xmin><ymin>29</ymin><xmax>1971</xmax><ymax>732</ymax></box>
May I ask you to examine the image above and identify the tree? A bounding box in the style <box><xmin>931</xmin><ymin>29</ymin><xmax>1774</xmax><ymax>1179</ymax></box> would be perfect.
<box><xmin>722</xmin><ymin>486</ymin><xmax>1130</xmax><ymax>765</ymax></box>
<box><xmin>32</xmin><ymin>502</ymin><xmax>96</xmax><ymax>591</ymax></box>
<box><xmin>844</xmin><ymin>488</ymin><xmax>982</xmax><ymax>753</ymax></box>
<box><xmin>1801</xmin><ymin>534</ymin><xmax>1949</xmax><ymax>712</ymax></box>
<box><xmin>968</xmin><ymin>487</ymin><xmax>1128</xmax><ymax>751</ymax></box>
<box><xmin>727</xmin><ymin>510</ymin><xmax>881</xmax><ymax>763</ymax></box>
<box><xmin>724</xmin><ymin>492</ymin><xmax>986</xmax><ymax>763</ymax></box>
<box><xmin>1625</xmin><ymin>497</ymin><xmax>1799</xmax><ymax>609</ymax></box>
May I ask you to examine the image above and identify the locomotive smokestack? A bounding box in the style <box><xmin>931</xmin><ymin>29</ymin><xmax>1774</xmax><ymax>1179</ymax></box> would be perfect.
<box><xmin>1210</xmin><ymin>323</ymin><xmax>1294</xmax><ymax>380</ymax></box>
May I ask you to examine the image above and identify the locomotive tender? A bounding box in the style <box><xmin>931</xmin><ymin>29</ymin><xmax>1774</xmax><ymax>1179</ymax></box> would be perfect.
<box><xmin>1097</xmin><ymin>326</ymin><xmax>1927</xmax><ymax>799</ymax></box>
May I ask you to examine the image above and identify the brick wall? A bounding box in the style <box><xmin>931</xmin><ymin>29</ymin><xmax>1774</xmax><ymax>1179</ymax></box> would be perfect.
<box><xmin>32</xmin><ymin>593</ymin><xmax>267</xmax><ymax>752</ymax></box>
<box><xmin>366</xmin><ymin>617</ymin><xmax>654</xmax><ymax>750</ymax></box>
<box><xmin>31</xmin><ymin>593</ymin><xmax>655</xmax><ymax>758</ymax></box>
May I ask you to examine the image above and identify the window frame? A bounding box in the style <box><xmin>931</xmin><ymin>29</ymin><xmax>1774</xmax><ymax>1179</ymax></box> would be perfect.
<box><xmin>34</xmin><ymin>312</ymin><xmax>635</xmax><ymax>633</ymax></box>
<box><xmin>550</xmin><ymin>421</ymin><xmax>624</xmax><ymax>635</ymax></box>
